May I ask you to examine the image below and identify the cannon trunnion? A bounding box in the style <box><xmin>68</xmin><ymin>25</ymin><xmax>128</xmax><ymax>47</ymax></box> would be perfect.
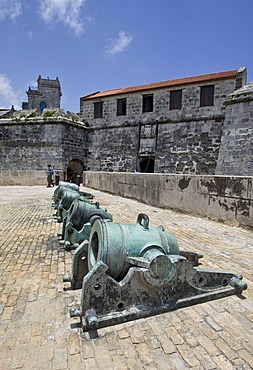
<box><xmin>68</xmin><ymin>214</ymin><xmax>247</xmax><ymax>332</ymax></box>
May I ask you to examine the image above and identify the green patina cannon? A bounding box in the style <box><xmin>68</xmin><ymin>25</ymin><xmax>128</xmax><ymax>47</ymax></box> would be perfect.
<box><xmin>63</xmin><ymin>212</ymin><xmax>181</xmax><ymax>289</ymax></box>
<box><xmin>68</xmin><ymin>213</ymin><xmax>247</xmax><ymax>332</ymax></box>
<box><xmin>52</xmin><ymin>182</ymin><xmax>80</xmax><ymax>208</ymax></box>
<box><xmin>54</xmin><ymin>188</ymin><xmax>81</xmax><ymax>222</ymax></box>
<box><xmin>59</xmin><ymin>198</ymin><xmax>112</xmax><ymax>250</ymax></box>
<box><xmin>52</xmin><ymin>182</ymin><xmax>94</xmax><ymax>209</ymax></box>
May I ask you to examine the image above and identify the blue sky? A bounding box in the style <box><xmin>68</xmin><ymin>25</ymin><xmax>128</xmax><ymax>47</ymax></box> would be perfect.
<box><xmin>0</xmin><ymin>0</ymin><xmax>253</xmax><ymax>113</ymax></box>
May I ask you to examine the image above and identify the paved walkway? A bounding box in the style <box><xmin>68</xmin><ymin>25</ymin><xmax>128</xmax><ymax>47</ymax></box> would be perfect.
<box><xmin>0</xmin><ymin>185</ymin><xmax>252</xmax><ymax>370</ymax></box>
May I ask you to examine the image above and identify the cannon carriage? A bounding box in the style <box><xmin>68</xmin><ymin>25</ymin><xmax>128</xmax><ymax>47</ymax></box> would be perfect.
<box><xmin>64</xmin><ymin>213</ymin><xmax>247</xmax><ymax>332</ymax></box>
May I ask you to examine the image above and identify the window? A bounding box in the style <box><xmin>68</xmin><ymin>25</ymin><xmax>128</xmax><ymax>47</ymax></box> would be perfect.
<box><xmin>170</xmin><ymin>90</ymin><xmax>182</xmax><ymax>110</ymax></box>
<box><xmin>117</xmin><ymin>98</ymin><xmax>127</xmax><ymax>116</ymax></box>
<box><xmin>200</xmin><ymin>85</ymin><xmax>214</xmax><ymax>107</ymax></box>
<box><xmin>94</xmin><ymin>102</ymin><xmax>103</xmax><ymax>118</ymax></box>
<box><xmin>143</xmin><ymin>94</ymin><xmax>153</xmax><ymax>113</ymax></box>
<box><xmin>40</xmin><ymin>101</ymin><xmax>47</xmax><ymax>114</ymax></box>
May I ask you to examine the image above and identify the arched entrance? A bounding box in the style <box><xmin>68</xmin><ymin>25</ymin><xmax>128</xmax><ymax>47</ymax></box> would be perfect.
<box><xmin>65</xmin><ymin>159</ymin><xmax>85</xmax><ymax>183</ymax></box>
<box><xmin>139</xmin><ymin>157</ymin><xmax>155</xmax><ymax>173</ymax></box>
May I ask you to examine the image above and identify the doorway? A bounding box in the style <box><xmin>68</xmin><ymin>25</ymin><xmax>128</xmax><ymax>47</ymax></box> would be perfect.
<box><xmin>65</xmin><ymin>159</ymin><xmax>85</xmax><ymax>183</ymax></box>
<box><xmin>139</xmin><ymin>157</ymin><xmax>155</xmax><ymax>173</ymax></box>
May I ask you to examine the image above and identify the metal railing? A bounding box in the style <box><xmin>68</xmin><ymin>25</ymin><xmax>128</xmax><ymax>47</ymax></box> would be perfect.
<box><xmin>63</xmin><ymin>171</ymin><xmax>83</xmax><ymax>185</ymax></box>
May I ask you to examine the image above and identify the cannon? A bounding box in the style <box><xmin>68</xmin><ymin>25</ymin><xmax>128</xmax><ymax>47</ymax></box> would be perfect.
<box><xmin>54</xmin><ymin>188</ymin><xmax>81</xmax><ymax>222</ymax></box>
<box><xmin>64</xmin><ymin>213</ymin><xmax>202</xmax><ymax>289</ymax></box>
<box><xmin>52</xmin><ymin>182</ymin><xmax>80</xmax><ymax>208</ymax></box>
<box><xmin>52</xmin><ymin>181</ymin><xmax>94</xmax><ymax>209</ymax></box>
<box><xmin>68</xmin><ymin>214</ymin><xmax>247</xmax><ymax>332</ymax></box>
<box><xmin>59</xmin><ymin>198</ymin><xmax>112</xmax><ymax>250</ymax></box>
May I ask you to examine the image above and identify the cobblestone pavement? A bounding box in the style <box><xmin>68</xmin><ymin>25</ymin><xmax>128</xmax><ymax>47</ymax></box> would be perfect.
<box><xmin>0</xmin><ymin>185</ymin><xmax>252</xmax><ymax>370</ymax></box>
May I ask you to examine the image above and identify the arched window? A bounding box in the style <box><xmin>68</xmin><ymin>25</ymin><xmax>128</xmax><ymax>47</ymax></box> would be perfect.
<box><xmin>40</xmin><ymin>101</ymin><xmax>47</xmax><ymax>114</ymax></box>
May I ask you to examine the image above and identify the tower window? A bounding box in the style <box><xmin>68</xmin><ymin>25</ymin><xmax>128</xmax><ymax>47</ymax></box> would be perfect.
<box><xmin>40</xmin><ymin>101</ymin><xmax>47</xmax><ymax>113</ymax></box>
<box><xmin>170</xmin><ymin>90</ymin><xmax>182</xmax><ymax>110</ymax></box>
<box><xmin>94</xmin><ymin>102</ymin><xmax>103</xmax><ymax>118</ymax></box>
<box><xmin>117</xmin><ymin>98</ymin><xmax>127</xmax><ymax>116</ymax></box>
<box><xmin>200</xmin><ymin>85</ymin><xmax>214</xmax><ymax>107</ymax></box>
<box><xmin>143</xmin><ymin>94</ymin><xmax>153</xmax><ymax>113</ymax></box>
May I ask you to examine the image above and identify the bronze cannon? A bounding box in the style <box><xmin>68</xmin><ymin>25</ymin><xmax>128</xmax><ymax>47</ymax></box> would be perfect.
<box><xmin>59</xmin><ymin>198</ymin><xmax>112</xmax><ymax>250</ymax></box>
<box><xmin>68</xmin><ymin>213</ymin><xmax>247</xmax><ymax>331</ymax></box>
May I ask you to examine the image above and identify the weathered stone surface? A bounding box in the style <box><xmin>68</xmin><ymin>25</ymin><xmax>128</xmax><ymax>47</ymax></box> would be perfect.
<box><xmin>0</xmin><ymin>185</ymin><xmax>252</xmax><ymax>369</ymax></box>
<box><xmin>0</xmin><ymin>119</ymin><xmax>87</xmax><ymax>172</ymax></box>
<box><xmin>216</xmin><ymin>82</ymin><xmax>253</xmax><ymax>176</ymax></box>
<box><xmin>80</xmin><ymin>72</ymin><xmax>240</xmax><ymax>174</ymax></box>
<box><xmin>83</xmin><ymin>172</ymin><xmax>253</xmax><ymax>228</ymax></box>
<box><xmin>1</xmin><ymin>70</ymin><xmax>253</xmax><ymax>179</ymax></box>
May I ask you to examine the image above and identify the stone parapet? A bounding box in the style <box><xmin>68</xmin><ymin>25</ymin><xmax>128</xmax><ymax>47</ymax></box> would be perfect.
<box><xmin>83</xmin><ymin>171</ymin><xmax>253</xmax><ymax>228</ymax></box>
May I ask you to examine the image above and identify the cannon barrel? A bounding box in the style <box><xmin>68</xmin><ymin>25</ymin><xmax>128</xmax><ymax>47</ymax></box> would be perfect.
<box><xmin>88</xmin><ymin>213</ymin><xmax>179</xmax><ymax>280</ymax></box>
<box><xmin>66</xmin><ymin>198</ymin><xmax>112</xmax><ymax>231</ymax></box>
<box><xmin>56</xmin><ymin>189</ymin><xmax>81</xmax><ymax>222</ymax></box>
<box><xmin>79</xmin><ymin>191</ymin><xmax>94</xmax><ymax>200</ymax></box>
<box><xmin>53</xmin><ymin>183</ymin><xmax>94</xmax><ymax>208</ymax></box>
<box><xmin>53</xmin><ymin>182</ymin><xmax>79</xmax><ymax>201</ymax></box>
<box><xmin>60</xmin><ymin>198</ymin><xmax>112</xmax><ymax>250</ymax></box>
<box><xmin>53</xmin><ymin>185</ymin><xmax>79</xmax><ymax>209</ymax></box>
<box><xmin>58</xmin><ymin>189</ymin><xmax>80</xmax><ymax>211</ymax></box>
<box><xmin>58</xmin><ymin>181</ymin><xmax>79</xmax><ymax>191</ymax></box>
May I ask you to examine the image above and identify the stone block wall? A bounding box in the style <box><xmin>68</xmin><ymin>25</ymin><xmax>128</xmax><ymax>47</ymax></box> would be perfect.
<box><xmin>156</xmin><ymin>118</ymin><xmax>223</xmax><ymax>174</ymax></box>
<box><xmin>0</xmin><ymin>169</ymin><xmax>68</xmax><ymax>185</ymax></box>
<box><xmin>87</xmin><ymin>125</ymin><xmax>139</xmax><ymax>171</ymax></box>
<box><xmin>81</xmin><ymin>75</ymin><xmax>240</xmax><ymax>174</ymax></box>
<box><xmin>1</xmin><ymin>69</ymin><xmax>252</xmax><ymax>181</ymax></box>
<box><xmin>83</xmin><ymin>171</ymin><xmax>253</xmax><ymax>228</ymax></box>
<box><xmin>0</xmin><ymin>118</ymin><xmax>88</xmax><ymax>172</ymax></box>
<box><xmin>216</xmin><ymin>82</ymin><xmax>253</xmax><ymax>175</ymax></box>
<box><xmin>85</xmin><ymin>116</ymin><xmax>224</xmax><ymax>174</ymax></box>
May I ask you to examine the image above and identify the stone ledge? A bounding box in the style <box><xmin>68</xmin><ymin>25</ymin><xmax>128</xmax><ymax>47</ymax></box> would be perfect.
<box><xmin>83</xmin><ymin>171</ymin><xmax>253</xmax><ymax>229</ymax></box>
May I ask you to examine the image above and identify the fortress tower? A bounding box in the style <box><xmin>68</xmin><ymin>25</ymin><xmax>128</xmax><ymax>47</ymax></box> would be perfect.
<box><xmin>24</xmin><ymin>75</ymin><xmax>62</xmax><ymax>113</ymax></box>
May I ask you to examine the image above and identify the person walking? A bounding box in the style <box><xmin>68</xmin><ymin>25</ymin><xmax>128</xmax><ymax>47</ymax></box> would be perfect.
<box><xmin>46</xmin><ymin>164</ymin><xmax>54</xmax><ymax>187</ymax></box>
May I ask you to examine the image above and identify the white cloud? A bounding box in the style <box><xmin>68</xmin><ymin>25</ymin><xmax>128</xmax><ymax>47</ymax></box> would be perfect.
<box><xmin>39</xmin><ymin>0</ymin><xmax>86</xmax><ymax>35</ymax></box>
<box><xmin>105</xmin><ymin>31</ymin><xmax>133</xmax><ymax>56</ymax></box>
<box><xmin>27</xmin><ymin>80</ymin><xmax>37</xmax><ymax>89</ymax></box>
<box><xmin>0</xmin><ymin>74</ymin><xmax>22</xmax><ymax>109</ymax></box>
<box><xmin>0</xmin><ymin>0</ymin><xmax>22</xmax><ymax>21</ymax></box>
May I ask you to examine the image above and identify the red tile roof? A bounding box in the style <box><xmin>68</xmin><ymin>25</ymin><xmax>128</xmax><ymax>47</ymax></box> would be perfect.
<box><xmin>81</xmin><ymin>69</ymin><xmax>238</xmax><ymax>101</ymax></box>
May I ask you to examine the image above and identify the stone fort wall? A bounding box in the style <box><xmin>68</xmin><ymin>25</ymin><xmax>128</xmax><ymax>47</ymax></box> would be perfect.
<box><xmin>81</xmin><ymin>73</ymin><xmax>245</xmax><ymax>174</ymax></box>
<box><xmin>216</xmin><ymin>82</ymin><xmax>253</xmax><ymax>175</ymax></box>
<box><xmin>0</xmin><ymin>118</ymin><xmax>87</xmax><ymax>172</ymax></box>
<box><xmin>0</xmin><ymin>69</ymin><xmax>252</xmax><ymax>180</ymax></box>
<box><xmin>86</xmin><ymin>117</ymin><xmax>224</xmax><ymax>174</ymax></box>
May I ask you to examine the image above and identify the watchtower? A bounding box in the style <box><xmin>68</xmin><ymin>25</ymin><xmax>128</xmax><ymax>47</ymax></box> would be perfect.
<box><xmin>26</xmin><ymin>75</ymin><xmax>62</xmax><ymax>113</ymax></box>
